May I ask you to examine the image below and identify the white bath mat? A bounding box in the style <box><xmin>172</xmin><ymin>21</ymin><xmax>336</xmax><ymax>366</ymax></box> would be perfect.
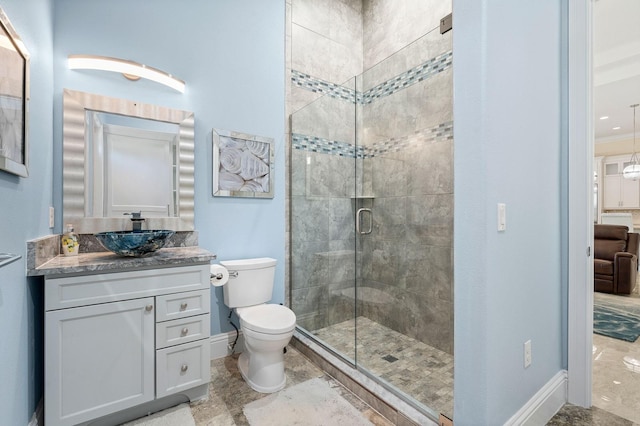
<box><xmin>122</xmin><ymin>403</ymin><xmax>196</xmax><ymax>426</ymax></box>
<box><xmin>243</xmin><ymin>377</ymin><xmax>373</xmax><ymax>426</ymax></box>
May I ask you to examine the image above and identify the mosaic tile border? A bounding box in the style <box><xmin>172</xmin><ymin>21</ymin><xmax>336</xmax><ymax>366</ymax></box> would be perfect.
<box><xmin>363</xmin><ymin>51</ymin><xmax>452</xmax><ymax>104</ymax></box>
<box><xmin>292</xmin><ymin>121</ymin><xmax>453</xmax><ymax>159</ymax></box>
<box><xmin>291</xmin><ymin>133</ymin><xmax>366</xmax><ymax>158</ymax></box>
<box><xmin>291</xmin><ymin>50</ymin><xmax>453</xmax><ymax>105</ymax></box>
<box><xmin>367</xmin><ymin>121</ymin><xmax>453</xmax><ymax>156</ymax></box>
<box><xmin>291</xmin><ymin>70</ymin><xmax>357</xmax><ymax>103</ymax></box>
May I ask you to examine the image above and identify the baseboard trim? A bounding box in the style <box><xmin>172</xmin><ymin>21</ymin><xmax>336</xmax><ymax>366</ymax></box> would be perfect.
<box><xmin>210</xmin><ymin>330</ymin><xmax>244</xmax><ymax>359</ymax></box>
<box><xmin>27</xmin><ymin>397</ymin><xmax>43</xmax><ymax>426</ymax></box>
<box><xmin>505</xmin><ymin>370</ymin><xmax>567</xmax><ymax>426</ymax></box>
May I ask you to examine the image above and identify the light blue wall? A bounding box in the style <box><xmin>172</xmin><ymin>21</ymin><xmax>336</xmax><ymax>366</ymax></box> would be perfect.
<box><xmin>0</xmin><ymin>1</ymin><xmax>571</xmax><ymax>423</ymax></box>
<box><xmin>52</xmin><ymin>0</ymin><xmax>286</xmax><ymax>335</ymax></box>
<box><xmin>453</xmin><ymin>1</ymin><xmax>565</xmax><ymax>424</ymax></box>
<box><xmin>0</xmin><ymin>0</ymin><xmax>54</xmax><ymax>424</ymax></box>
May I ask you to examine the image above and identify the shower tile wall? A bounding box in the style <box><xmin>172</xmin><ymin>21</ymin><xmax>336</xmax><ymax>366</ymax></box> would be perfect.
<box><xmin>290</xmin><ymin>89</ymin><xmax>360</xmax><ymax>334</ymax></box>
<box><xmin>287</xmin><ymin>0</ymin><xmax>453</xmax><ymax>354</ymax></box>
<box><xmin>290</xmin><ymin>0</ymin><xmax>363</xmax><ymax>114</ymax></box>
<box><xmin>363</xmin><ymin>0</ymin><xmax>452</xmax><ymax>70</ymax></box>
<box><xmin>288</xmin><ymin>0</ymin><xmax>363</xmax><ymax>335</ymax></box>
<box><xmin>359</xmin><ymin>28</ymin><xmax>453</xmax><ymax>355</ymax></box>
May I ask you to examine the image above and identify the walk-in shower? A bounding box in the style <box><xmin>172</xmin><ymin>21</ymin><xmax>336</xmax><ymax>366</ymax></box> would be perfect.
<box><xmin>287</xmin><ymin>0</ymin><xmax>453</xmax><ymax>420</ymax></box>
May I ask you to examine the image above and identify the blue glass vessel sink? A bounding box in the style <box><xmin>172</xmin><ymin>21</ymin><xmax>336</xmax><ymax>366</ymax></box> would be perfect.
<box><xmin>94</xmin><ymin>230</ymin><xmax>175</xmax><ymax>257</ymax></box>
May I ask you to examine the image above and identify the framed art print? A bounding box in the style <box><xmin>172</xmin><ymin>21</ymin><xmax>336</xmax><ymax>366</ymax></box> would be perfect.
<box><xmin>212</xmin><ymin>128</ymin><xmax>274</xmax><ymax>198</ymax></box>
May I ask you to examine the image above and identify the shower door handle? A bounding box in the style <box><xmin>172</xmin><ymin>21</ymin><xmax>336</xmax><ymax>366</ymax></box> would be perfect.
<box><xmin>356</xmin><ymin>208</ymin><xmax>372</xmax><ymax>235</ymax></box>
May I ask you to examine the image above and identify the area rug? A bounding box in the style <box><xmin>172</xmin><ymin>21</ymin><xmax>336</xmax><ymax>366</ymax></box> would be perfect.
<box><xmin>243</xmin><ymin>377</ymin><xmax>373</xmax><ymax>426</ymax></box>
<box><xmin>593</xmin><ymin>294</ymin><xmax>640</xmax><ymax>342</ymax></box>
<box><xmin>122</xmin><ymin>403</ymin><xmax>196</xmax><ymax>426</ymax></box>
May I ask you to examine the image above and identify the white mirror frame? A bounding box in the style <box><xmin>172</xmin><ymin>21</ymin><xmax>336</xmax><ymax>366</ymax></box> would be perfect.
<box><xmin>63</xmin><ymin>89</ymin><xmax>195</xmax><ymax>233</ymax></box>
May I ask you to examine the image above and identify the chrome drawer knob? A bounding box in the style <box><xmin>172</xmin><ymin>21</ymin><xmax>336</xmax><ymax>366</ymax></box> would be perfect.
<box><xmin>181</xmin><ymin>364</ymin><xmax>188</xmax><ymax>372</ymax></box>
<box><xmin>181</xmin><ymin>327</ymin><xmax>189</xmax><ymax>336</ymax></box>
<box><xmin>180</xmin><ymin>302</ymin><xmax>188</xmax><ymax>310</ymax></box>
<box><xmin>145</xmin><ymin>305</ymin><xmax>153</xmax><ymax>312</ymax></box>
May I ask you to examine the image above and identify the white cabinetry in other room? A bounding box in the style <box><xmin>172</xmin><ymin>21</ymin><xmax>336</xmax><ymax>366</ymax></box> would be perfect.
<box><xmin>603</xmin><ymin>156</ymin><xmax>640</xmax><ymax>209</ymax></box>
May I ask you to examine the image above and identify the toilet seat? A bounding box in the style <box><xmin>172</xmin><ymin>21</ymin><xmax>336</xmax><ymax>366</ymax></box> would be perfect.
<box><xmin>237</xmin><ymin>304</ymin><xmax>296</xmax><ymax>335</ymax></box>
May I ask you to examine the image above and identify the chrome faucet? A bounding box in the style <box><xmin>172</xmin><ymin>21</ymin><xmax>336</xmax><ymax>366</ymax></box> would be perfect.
<box><xmin>124</xmin><ymin>211</ymin><xmax>145</xmax><ymax>231</ymax></box>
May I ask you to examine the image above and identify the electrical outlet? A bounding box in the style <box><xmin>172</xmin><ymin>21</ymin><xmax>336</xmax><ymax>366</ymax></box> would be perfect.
<box><xmin>49</xmin><ymin>207</ymin><xmax>55</xmax><ymax>228</ymax></box>
<box><xmin>524</xmin><ymin>340</ymin><xmax>532</xmax><ymax>368</ymax></box>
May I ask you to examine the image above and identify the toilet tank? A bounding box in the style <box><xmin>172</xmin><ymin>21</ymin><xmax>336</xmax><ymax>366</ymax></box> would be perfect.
<box><xmin>219</xmin><ymin>257</ymin><xmax>277</xmax><ymax>308</ymax></box>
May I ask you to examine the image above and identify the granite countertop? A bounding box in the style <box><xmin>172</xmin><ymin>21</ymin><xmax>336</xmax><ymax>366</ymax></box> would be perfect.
<box><xmin>28</xmin><ymin>246</ymin><xmax>216</xmax><ymax>277</ymax></box>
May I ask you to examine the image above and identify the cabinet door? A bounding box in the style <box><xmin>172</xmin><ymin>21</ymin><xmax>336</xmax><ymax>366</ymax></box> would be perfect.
<box><xmin>621</xmin><ymin>177</ymin><xmax>640</xmax><ymax>208</ymax></box>
<box><xmin>603</xmin><ymin>175</ymin><xmax>622</xmax><ymax>209</ymax></box>
<box><xmin>45</xmin><ymin>298</ymin><xmax>155</xmax><ymax>426</ymax></box>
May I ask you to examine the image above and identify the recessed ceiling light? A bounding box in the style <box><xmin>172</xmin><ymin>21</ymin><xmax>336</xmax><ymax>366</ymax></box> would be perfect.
<box><xmin>600</xmin><ymin>116</ymin><xmax>609</xmax><ymax>120</ymax></box>
<box><xmin>613</xmin><ymin>126</ymin><xmax>621</xmax><ymax>130</ymax></box>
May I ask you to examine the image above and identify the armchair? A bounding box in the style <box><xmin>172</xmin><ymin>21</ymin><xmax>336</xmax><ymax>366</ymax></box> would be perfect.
<box><xmin>594</xmin><ymin>224</ymin><xmax>639</xmax><ymax>295</ymax></box>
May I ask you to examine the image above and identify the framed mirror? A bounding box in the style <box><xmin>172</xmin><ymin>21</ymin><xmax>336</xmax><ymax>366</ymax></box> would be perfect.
<box><xmin>63</xmin><ymin>89</ymin><xmax>195</xmax><ymax>233</ymax></box>
<box><xmin>0</xmin><ymin>7</ymin><xmax>30</xmax><ymax>178</ymax></box>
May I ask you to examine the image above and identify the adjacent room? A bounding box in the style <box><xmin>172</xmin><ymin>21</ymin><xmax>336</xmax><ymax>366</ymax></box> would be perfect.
<box><xmin>591</xmin><ymin>0</ymin><xmax>640</xmax><ymax>423</ymax></box>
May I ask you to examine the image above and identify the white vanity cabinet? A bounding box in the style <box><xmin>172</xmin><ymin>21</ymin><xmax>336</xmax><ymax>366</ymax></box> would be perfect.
<box><xmin>44</xmin><ymin>264</ymin><xmax>211</xmax><ymax>426</ymax></box>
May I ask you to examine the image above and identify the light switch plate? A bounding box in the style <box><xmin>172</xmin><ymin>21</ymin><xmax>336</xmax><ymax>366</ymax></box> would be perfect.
<box><xmin>497</xmin><ymin>203</ymin><xmax>506</xmax><ymax>231</ymax></box>
<box><xmin>524</xmin><ymin>339</ymin><xmax>532</xmax><ymax>368</ymax></box>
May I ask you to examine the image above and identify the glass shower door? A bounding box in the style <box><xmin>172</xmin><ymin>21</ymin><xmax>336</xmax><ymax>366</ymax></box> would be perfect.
<box><xmin>289</xmin><ymin>26</ymin><xmax>454</xmax><ymax>421</ymax></box>
<box><xmin>353</xmin><ymin>28</ymin><xmax>454</xmax><ymax>419</ymax></box>
<box><xmin>290</xmin><ymin>77</ymin><xmax>358</xmax><ymax>363</ymax></box>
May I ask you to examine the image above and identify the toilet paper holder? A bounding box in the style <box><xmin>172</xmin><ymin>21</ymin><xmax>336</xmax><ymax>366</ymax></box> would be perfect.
<box><xmin>211</xmin><ymin>270</ymin><xmax>238</xmax><ymax>280</ymax></box>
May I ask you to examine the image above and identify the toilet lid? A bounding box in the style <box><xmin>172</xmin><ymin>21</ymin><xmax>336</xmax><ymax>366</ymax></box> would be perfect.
<box><xmin>237</xmin><ymin>304</ymin><xmax>296</xmax><ymax>334</ymax></box>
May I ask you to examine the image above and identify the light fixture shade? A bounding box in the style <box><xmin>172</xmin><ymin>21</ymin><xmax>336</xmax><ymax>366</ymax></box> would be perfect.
<box><xmin>624</xmin><ymin>104</ymin><xmax>640</xmax><ymax>180</ymax></box>
<box><xmin>623</xmin><ymin>163</ymin><xmax>640</xmax><ymax>180</ymax></box>
<box><xmin>67</xmin><ymin>55</ymin><xmax>185</xmax><ymax>93</ymax></box>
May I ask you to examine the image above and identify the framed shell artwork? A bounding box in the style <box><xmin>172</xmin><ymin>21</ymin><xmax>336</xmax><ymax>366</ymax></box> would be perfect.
<box><xmin>212</xmin><ymin>128</ymin><xmax>274</xmax><ymax>198</ymax></box>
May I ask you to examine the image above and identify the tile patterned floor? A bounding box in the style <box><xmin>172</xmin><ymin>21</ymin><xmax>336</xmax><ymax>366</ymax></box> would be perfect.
<box><xmin>309</xmin><ymin>307</ymin><xmax>640</xmax><ymax>425</ymax></box>
<box><xmin>548</xmin><ymin>289</ymin><xmax>640</xmax><ymax>425</ymax></box>
<box><xmin>590</xmin><ymin>291</ymin><xmax>640</xmax><ymax>423</ymax></box>
<box><xmin>548</xmin><ymin>403</ymin><xmax>639</xmax><ymax>425</ymax></box>
<box><xmin>313</xmin><ymin>316</ymin><xmax>454</xmax><ymax>419</ymax></box>
<box><xmin>189</xmin><ymin>346</ymin><xmax>393</xmax><ymax>425</ymax></box>
<box><xmin>186</xmin><ymin>292</ymin><xmax>640</xmax><ymax>425</ymax></box>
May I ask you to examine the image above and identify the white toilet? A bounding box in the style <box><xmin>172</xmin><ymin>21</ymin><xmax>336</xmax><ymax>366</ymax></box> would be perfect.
<box><xmin>218</xmin><ymin>257</ymin><xmax>296</xmax><ymax>393</ymax></box>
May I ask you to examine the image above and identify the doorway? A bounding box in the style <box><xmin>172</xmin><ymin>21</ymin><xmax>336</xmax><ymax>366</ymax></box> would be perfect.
<box><xmin>589</xmin><ymin>0</ymin><xmax>640</xmax><ymax>422</ymax></box>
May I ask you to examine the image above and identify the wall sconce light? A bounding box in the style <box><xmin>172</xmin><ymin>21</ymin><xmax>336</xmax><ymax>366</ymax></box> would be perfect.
<box><xmin>67</xmin><ymin>54</ymin><xmax>185</xmax><ymax>93</ymax></box>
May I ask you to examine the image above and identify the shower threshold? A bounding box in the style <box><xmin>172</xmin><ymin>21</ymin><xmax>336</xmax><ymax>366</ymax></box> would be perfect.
<box><xmin>291</xmin><ymin>330</ymin><xmax>440</xmax><ymax>426</ymax></box>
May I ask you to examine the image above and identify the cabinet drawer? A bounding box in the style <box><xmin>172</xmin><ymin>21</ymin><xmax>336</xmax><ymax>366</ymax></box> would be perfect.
<box><xmin>156</xmin><ymin>289</ymin><xmax>210</xmax><ymax>322</ymax></box>
<box><xmin>156</xmin><ymin>314</ymin><xmax>210</xmax><ymax>349</ymax></box>
<box><xmin>45</xmin><ymin>264</ymin><xmax>210</xmax><ymax>311</ymax></box>
<box><xmin>156</xmin><ymin>339</ymin><xmax>210</xmax><ymax>398</ymax></box>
